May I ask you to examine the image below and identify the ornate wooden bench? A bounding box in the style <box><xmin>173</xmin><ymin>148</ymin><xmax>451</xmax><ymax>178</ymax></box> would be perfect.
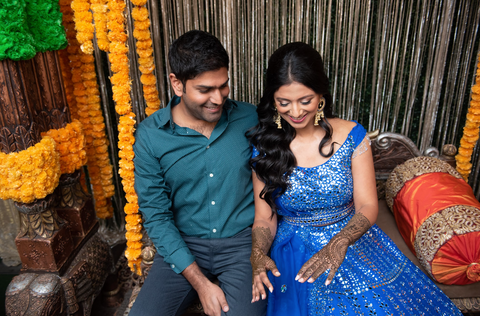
<box><xmin>370</xmin><ymin>131</ymin><xmax>480</xmax><ymax>314</ymax></box>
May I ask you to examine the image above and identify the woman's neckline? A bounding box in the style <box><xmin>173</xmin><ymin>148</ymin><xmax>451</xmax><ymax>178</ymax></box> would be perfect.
<box><xmin>295</xmin><ymin>122</ymin><xmax>359</xmax><ymax>169</ymax></box>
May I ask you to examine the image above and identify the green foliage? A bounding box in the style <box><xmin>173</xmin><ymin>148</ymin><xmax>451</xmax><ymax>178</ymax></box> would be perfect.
<box><xmin>0</xmin><ymin>0</ymin><xmax>67</xmax><ymax>61</ymax></box>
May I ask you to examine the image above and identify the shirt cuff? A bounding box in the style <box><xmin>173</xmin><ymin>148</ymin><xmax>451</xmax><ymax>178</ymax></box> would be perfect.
<box><xmin>163</xmin><ymin>246</ymin><xmax>196</xmax><ymax>274</ymax></box>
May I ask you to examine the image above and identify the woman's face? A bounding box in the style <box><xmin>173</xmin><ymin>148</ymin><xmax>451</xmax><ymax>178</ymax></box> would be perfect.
<box><xmin>274</xmin><ymin>81</ymin><xmax>322</xmax><ymax>130</ymax></box>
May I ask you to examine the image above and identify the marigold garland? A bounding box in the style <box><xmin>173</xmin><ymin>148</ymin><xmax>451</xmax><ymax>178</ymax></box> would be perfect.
<box><xmin>42</xmin><ymin>120</ymin><xmax>87</xmax><ymax>174</ymax></box>
<box><xmin>71</xmin><ymin>0</ymin><xmax>94</xmax><ymax>54</ymax></box>
<box><xmin>107</xmin><ymin>0</ymin><xmax>142</xmax><ymax>275</ymax></box>
<box><xmin>61</xmin><ymin>0</ymin><xmax>115</xmax><ymax>219</ymax></box>
<box><xmin>130</xmin><ymin>0</ymin><xmax>161</xmax><ymax>117</ymax></box>
<box><xmin>456</xmin><ymin>53</ymin><xmax>480</xmax><ymax>181</ymax></box>
<box><xmin>91</xmin><ymin>0</ymin><xmax>110</xmax><ymax>52</ymax></box>
<box><xmin>58</xmin><ymin>48</ymin><xmax>78</xmax><ymax>119</ymax></box>
<box><xmin>0</xmin><ymin>137</ymin><xmax>60</xmax><ymax>204</ymax></box>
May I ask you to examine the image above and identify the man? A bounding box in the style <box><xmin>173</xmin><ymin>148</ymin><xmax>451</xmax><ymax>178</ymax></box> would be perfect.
<box><xmin>130</xmin><ymin>30</ymin><xmax>266</xmax><ymax>316</ymax></box>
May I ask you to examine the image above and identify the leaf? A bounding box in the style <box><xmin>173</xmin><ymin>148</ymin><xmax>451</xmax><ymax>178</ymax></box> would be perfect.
<box><xmin>0</xmin><ymin>127</ymin><xmax>14</xmax><ymax>153</ymax></box>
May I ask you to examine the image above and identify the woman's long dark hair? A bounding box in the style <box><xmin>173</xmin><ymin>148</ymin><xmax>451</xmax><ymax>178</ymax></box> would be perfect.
<box><xmin>248</xmin><ymin>42</ymin><xmax>335</xmax><ymax>214</ymax></box>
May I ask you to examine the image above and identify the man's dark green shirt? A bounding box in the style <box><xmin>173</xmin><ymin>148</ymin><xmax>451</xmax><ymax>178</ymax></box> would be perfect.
<box><xmin>133</xmin><ymin>96</ymin><xmax>258</xmax><ymax>273</ymax></box>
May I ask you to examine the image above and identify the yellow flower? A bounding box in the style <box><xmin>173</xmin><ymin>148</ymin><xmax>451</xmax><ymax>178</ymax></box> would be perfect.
<box><xmin>134</xmin><ymin>20</ymin><xmax>150</xmax><ymax>31</ymax></box>
<box><xmin>128</xmin><ymin>258</ymin><xmax>142</xmax><ymax>275</ymax></box>
<box><xmin>139</xmin><ymin>64</ymin><xmax>155</xmax><ymax>74</ymax></box>
<box><xmin>132</xmin><ymin>7</ymin><xmax>149</xmax><ymax>21</ymax></box>
<box><xmin>91</xmin><ymin>0</ymin><xmax>110</xmax><ymax>52</ymax></box>
<box><xmin>125</xmin><ymin>231</ymin><xmax>143</xmax><ymax>242</ymax></box>
<box><xmin>133</xmin><ymin>29</ymin><xmax>151</xmax><ymax>41</ymax></box>
<box><xmin>0</xmin><ymin>137</ymin><xmax>60</xmax><ymax>203</ymax></box>
<box><xmin>146</xmin><ymin>99</ymin><xmax>161</xmax><ymax>109</ymax></box>
<box><xmin>127</xmin><ymin>241</ymin><xmax>142</xmax><ymax>249</ymax></box>
<box><xmin>125</xmin><ymin>248</ymin><xmax>142</xmax><ymax>260</ymax></box>
<box><xmin>456</xmin><ymin>55</ymin><xmax>480</xmax><ymax>180</ymax></box>
<box><xmin>143</xmin><ymin>84</ymin><xmax>157</xmax><ymax>94</ymax></box>
<box><xmin>130</xmin><ymin>0</ymin><xmax>147</xmax><ymax>6</ymax></box>
<box><xmin>108</xmin><ymin>0</ymin><xmax>127</xmax><ymax>11</ymax></box>
<box><xmin>138</xmin><ymin>52</ymin><xmax>155</xmax><ymax>66</ymax></box>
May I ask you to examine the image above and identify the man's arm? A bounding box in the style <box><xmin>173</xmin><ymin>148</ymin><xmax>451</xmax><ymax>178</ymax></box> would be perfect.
<box><xmin>134</xmin><ymin>125</ymin><xmax>229</xmax><ymax>316</ymax></box>
<box><xmin>182</xmin><ymin>262</ymin><xmax>229</xmax><ymax>316</ymax></box>
<box><xmin>133</xmin><ymin>125</ymin><xmax>195</xmax><ymax>272</ymax></box>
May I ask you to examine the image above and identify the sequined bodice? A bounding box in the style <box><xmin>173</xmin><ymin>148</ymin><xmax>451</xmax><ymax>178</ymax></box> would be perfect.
<box><xmin>275</xmin><ymin>134</ymin><xmax>355</xmax><ymax>219</ymax></box>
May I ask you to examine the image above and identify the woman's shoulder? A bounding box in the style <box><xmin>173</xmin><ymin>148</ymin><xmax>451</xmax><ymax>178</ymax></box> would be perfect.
<box><xmin>329</xmin><ymin>118</ymin><xmax>357</xmax><ymax>131</ymax></box>
<box><xmin>329</xmin><ymin>118</ymin><xmax>356</xmax><ymax>137</ymax></box>
<box><xmin>329</xmin><ymin>118</ymin><xmax>366</xmax><ymax>146</ymax></box>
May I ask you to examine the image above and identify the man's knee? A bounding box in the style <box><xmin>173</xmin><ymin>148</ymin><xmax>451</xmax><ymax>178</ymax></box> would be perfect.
<box><xmin>129</xmin><ymin>255</ymin><xmax>197</xmax><ymax>315</ymax></box>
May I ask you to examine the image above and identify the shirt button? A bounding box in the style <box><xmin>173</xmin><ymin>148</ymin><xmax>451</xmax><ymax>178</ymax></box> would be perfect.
<box><xmin>206</xmin><ymin>145</ymin><xmax>210</xmax><ymax>149</ymax></box>
<box><xmin>211</xmin><ymin>201</ymin><xmax>215</xmax><ymax>205</ymax></box>
<box><xmin>212</xmin><ymin>229</ymin><xmax>217</xmax><ymax>233</ymax></box>
<box><xmin>171</xmin><ymin>264</ymin><xmax>175</xmax><ymax>269</ymax></box>
<box><xmin>209</xmin><ymin>173</ymin><xmax>214</xmax><ymax>177</ymax></box>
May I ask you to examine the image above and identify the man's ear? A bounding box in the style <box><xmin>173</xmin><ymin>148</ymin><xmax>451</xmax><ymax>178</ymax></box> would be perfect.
<box><xmin>169</xmin><ymin>73</ymin><xmax>184</xmax><ymax>97</ymax></box>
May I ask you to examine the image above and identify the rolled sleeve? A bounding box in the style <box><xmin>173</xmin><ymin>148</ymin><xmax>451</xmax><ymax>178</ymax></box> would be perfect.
<box><xmin>133</xmin><ymin>125</ymin><xmax>195</xmax><ymax>273</ymax></box>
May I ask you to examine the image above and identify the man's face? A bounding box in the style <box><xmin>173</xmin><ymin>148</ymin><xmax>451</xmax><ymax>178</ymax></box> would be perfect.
<box><xmin>173</xmin><ymin>67</ymin><xmax>230</xmax><ymax>124</ymax></box>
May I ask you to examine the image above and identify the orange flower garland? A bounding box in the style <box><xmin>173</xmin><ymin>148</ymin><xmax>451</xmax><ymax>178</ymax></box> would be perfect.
<box><xmin>108</xmin><ymin>0</ymin><xmax>142</xmax><ymax>275</ymax></box>
<box><xmin>57</xmin><ymin>11</ymin><xmax>78</xmax><ymax>122</ymax></box>
<box><xmin>60</xmin><ymin>0</ymin><xmax>89</xmax><ymax>191</ymax></box>
<box><xmin>71</xmin><ymin>0</ymin><xmax>95</xmax><ymax>54</ymax></box>
<box><xmin>61</xmin><ymin>0</ymin><xmax>115</xmax><ymax>219</ymax></box>
<box><xmin>130</xmin><ymin>0</ymin><xmax>161</xmax><ymax>116</ymax></box>
<box><xmin>0</xmin><ymin>137</ymin><xmax>60</xmax><ymax>204</ymax></box>
<box><xmin>456</xmin><ymin>54</ymin><xmax>480</xmax><ymax>181</ymax></box>
<box><xmin>42</xmin><ymin>120</ymin><xmax>87</xmax><ymax>174</ymax></box>
<box><xmin>81</xmin><ymin>53</ymin><xmax>116</xmax><ymax>219</ymax></box>
<box><xmin>91</xmin><ymin>0</ymin><xmax>110</xmax><ymax>52</ymax></box>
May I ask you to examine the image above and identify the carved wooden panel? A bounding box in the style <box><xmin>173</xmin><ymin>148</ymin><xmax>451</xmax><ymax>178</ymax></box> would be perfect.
<box><xmin>371</xmin><ymin>132</ymin><xmax>440</xmax><ymax>180</ymax></box>
<box><xmin>0</xmin><ymin>51</ymin><xmax>70</xmax><ymax>153</ymax></box>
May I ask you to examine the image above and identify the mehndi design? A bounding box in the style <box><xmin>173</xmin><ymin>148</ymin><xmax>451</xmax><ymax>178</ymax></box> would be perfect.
<box><xmin>250</xmin><ymin>226</ymin><xmax>277</xmax><ymax>283</ymax></box>
<box><xmin>297</xmin><ymin>212</ymin><xmax>371</xmax><ymax>284</ymax></box>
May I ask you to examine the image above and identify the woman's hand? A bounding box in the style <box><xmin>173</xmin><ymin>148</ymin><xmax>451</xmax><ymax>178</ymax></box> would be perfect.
<box><xmin>250</xmin><ymin>226</ymin><xmax>280</xmax><ymax>302</ymax></box>
<box><xmin>296</xmin><ymin>212</ymin><xmax>371</xmax><ymax>285</ymax></box>
<box><xmin>296</xmin><ymin>233</ymin><xmax>349</xmax><ymax>285</ymax></box>
<box><xmin>250</xmin><ymin>172</ymin><xmax>280</xmax><ymax>302</ymax></box>
<box><xmin>250</xmin><ymin>248</ymin><xmax>280</xmax><ymax>302</ymax></box>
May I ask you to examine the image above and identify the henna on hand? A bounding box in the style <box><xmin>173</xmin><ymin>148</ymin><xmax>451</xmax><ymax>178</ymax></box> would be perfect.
<box><xmin>296</xmin><ymin>212</ymin><xmax>371</xmax><ymax>285</ymax></box>
<box><xmin>250</xmin><ymin>226</ymin><xmax>277</xmax><ymax>282</ymax></box>
<box><xmin>250</xmin><ymin>226</ymin><xmax>279</xmax><ymax>302</ymax></box>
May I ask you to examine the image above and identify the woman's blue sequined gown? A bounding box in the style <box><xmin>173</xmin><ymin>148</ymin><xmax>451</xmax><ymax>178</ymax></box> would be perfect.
<box><xmin>258</xmin><ymin>122</ymin><xmax>462</xmax><ymax>316</ymax></box>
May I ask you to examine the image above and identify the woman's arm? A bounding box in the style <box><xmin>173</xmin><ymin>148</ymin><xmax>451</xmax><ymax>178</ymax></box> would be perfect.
<box><xmin>296</xmin><ymin>136</ymin><xmax>377</xmax><ymax>285</ymax></box>
<box><xmin>351</xmin><ymin>137</ymin><xmax>378</xmax><ymax>224</ymax></box>
<box><xmin>250</xmin><ymin>171</ymin><xmax>279</xmax><ymax>302</ymax></box>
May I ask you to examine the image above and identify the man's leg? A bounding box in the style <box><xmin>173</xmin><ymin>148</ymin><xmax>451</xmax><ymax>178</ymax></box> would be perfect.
<box><xmin>128</xmin><ymin>252</ymin><xmax>201</xmax><ymax>316</ymax></box>
<box><xmin>211</xmin><ymin>227</ymin><xmax>267</xmax><ymax>316</ymax></box>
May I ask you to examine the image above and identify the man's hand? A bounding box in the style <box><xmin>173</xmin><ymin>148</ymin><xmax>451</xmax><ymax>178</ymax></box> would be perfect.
<box><xmin>182</xmin><ymin>262</ymin><xmax>228</xmax><ymax>316</ymax></box>
<box><xmin>196</xmin><ymin>280</ymin><xmax>229</xmax><ymax>316</ymax></box>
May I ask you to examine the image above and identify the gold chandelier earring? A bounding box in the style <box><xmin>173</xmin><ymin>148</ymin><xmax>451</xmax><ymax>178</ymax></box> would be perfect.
<box><xmin>274</xmin><ymin>108</ymin><xmax>282</xmax><ymax>129</ymax></box>
<box><xmin>314</xmin><ymin>97</ymin><xmax>326</xmax><ymax>126</ymax></box>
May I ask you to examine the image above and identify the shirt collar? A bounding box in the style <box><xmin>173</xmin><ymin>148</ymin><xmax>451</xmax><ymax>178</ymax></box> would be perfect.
<box><xmin>156</xmin><ymin>95</ymin><xmax>237</xmax><ymax>130</ymax></box>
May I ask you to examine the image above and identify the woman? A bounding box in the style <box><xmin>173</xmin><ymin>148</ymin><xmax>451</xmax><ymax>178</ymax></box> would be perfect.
<box><xmin>248</xmin><ymin>42</ymin><xmax>462</xmax><ymax>315</ymax></box>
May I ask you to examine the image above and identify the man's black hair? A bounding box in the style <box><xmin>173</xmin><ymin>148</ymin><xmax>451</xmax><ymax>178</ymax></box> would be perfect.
<box><xmin>168</xmin><ymin>30</ymin><xmax>229</xmax><ymax>84</ymax></box>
